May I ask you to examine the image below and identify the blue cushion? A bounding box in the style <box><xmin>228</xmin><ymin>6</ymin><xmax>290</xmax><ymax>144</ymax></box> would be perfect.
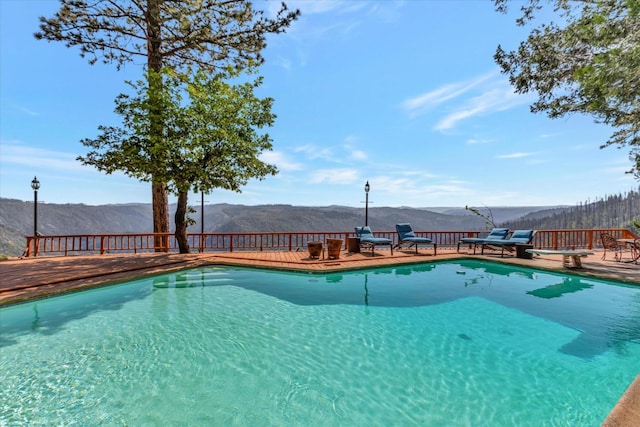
<box><xmin>487</xmin><ymin>228</ymin><xmax>510</xmax><ymax>239</ymax></box>
<box><xmin>489</xmin><ymin>230</ymin><xmax>534</xmax><ymax>245</ymax></box>
<box><xmin>403</xmin><ymin>236</ymin><xmax>432</xmax><ymax>243</ymax></box>
<box><xmin>511</xmin><ymin>230</ymin><xmax>533</xmax><ymax>240</ymax></box>
<box><xmin>361</xmin><ymin>237</ymin><xmax>392</xmax><ymax>244</ymax></box>
<box><xmin>396</xmin><ymin>223</ymin><xmax>432</xmax><ymax>243</ymax></box>
<box><xmin>462</xmin><ymin>228</ymin><xmax>508</xmax><ymax>244</ymax></box>
<box><xmin>460</xmin><ymin>237</ymin><xmax>486</xmax><ymax>243</ymax></box>
<box><xmin>395</xmin><ymin>223</ymin><xmax>415</xmax><ymax>239</ymax></box>
<box><xmin>356</xmin><ymin>226</ymin><xmax>392</xmax><ymax>244</ymax></box>
<box><xmin>355</xmin><ymin>226</ymin><xmax>373</xmax><ymax>238</ymax></box>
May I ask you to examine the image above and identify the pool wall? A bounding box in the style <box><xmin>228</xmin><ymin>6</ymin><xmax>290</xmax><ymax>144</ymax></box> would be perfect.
<box><xmin>603</xmin><ymin>374</ymin><xmax>640</xmax><ymax>427</ymax></box>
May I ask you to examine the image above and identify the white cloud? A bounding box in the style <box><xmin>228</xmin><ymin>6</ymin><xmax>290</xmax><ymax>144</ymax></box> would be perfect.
<box><xmin>12</xmin><ymin>104</ymin><xmax>40</xmax><ymax>116</ymax></box>
<box><xmin>400</xmin><ymin>70</ymin><xmax>535</xmax><ymax>131</ymax></box>
<box><xmin>349</xmin><ymin>149</ymin><xmax>367</xmax><ymax>160</ymax></box>
<box><xmin>309</xmin><ymin>168</ymin><xmax>358</xmax><ymax>184</ymax></box>
<box><xmin>294</xmin><ymin>144</ymin><xmax>336</xmax><ymax>161</ymax></box>
<box><xmin>466</xmin><ymin>138</ymin><xmax>493</xmax><ymax>144</ymax></box>
<box><xmin>342</xmin><ymin>137</ymin><xmax>367</xmax><ymax>161</ymax></box>
<box><xmin>496</xmin><ymin>152</ymin><xmax>536</xmax><ymax>159</ymax></box>
<box><xmin>400</xmin><ymin>71</ymin><xmax>496</xmax><ymax>118</ymax></box>
<box><xmin>0</xmin><ymin>141</ymin><xmax>84</xmax><ymax>172</ymax></box>
<box><xmin>260</xmin><ymin>151</ymin><xmax>302</xmax><ymax>171</ymax></box>
<box><xmin>434</xmin><ymin>84</ymin><xmax>531</xmax><ymax>131</ymax></box>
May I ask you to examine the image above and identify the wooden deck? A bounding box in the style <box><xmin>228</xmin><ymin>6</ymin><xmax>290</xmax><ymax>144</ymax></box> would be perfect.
<box><xmin>1</xmin><ymin>247</ymin><xmax>639</xmax><ymax>426</ymax></box>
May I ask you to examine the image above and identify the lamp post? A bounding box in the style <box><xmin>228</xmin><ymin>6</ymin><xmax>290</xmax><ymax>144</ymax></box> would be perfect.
<box><xmin>31</xmin><ymin>176</ymin><xmax>40</xmax><ymax>256</ymax></box>
<box><xmin>31</xmin><ymin>176</ymin><xmax>40</xmax><ymax>237</ymax></box>
<box><xmin>364</xmin><ymin>181</ymin><xmax>370</xmax><ymax>226</ymax></box>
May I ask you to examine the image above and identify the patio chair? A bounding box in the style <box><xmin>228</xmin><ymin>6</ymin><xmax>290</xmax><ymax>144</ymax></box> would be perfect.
<box><xmin>600</xmin><ymin>232</ymin><xmax>629</xmax><ymax>262</ymax></box>
<box><xmin>394</xmin><ymin>223</ymin><xmax>437</xmax><ymax>255</ymax></box>
<box><xmin>457</xmin><ymin>228</ymin><xmax>510</xmax><ymax>254</ymax></box>
<box><xmin>355</xmin><ymin>226</ymin><xmax>393</xmax><ymax>256</ymax></box>
<box><xmin>480</xmin><ymin>229</ymin><xmax>536</xmax><ymax>257</ymax></box>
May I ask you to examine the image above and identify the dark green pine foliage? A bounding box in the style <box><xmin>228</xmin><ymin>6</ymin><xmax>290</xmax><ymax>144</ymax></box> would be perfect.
<box><xmin>500</xmin><ymin>187</ymin><xmax>640</xmax><ymax>232</ymax></box>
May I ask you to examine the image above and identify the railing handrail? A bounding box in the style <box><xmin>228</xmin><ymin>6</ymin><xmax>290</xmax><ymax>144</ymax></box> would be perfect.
<box><xmin>21</xmin><ymin>228</ymin><xmax>637</xmax><ymax>257</ymax></box>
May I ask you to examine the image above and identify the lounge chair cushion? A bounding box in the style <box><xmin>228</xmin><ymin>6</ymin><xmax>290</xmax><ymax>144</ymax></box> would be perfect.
<box><xmin>355</xmin><ymin>226</ymin><xmax>392</xmax><ymax>244</ymax></box>
<box><xmin>460</xmin><ymin>228</ymin><xmax>509</xmax><ymax>244</ymax></box>
<box><xmin>396</xmin><ymin>223</ymin><xmax>432</xmax><ymax>243</ymax></box>
<box><xmin>506</xmin><ymin>229</ymin><xmax>534</xmax><ymax>243</ymax></box>
<box><xmin>486</xmin><ymin>230</ymin><xmax>535</xmax><ymax>246</ymax></box>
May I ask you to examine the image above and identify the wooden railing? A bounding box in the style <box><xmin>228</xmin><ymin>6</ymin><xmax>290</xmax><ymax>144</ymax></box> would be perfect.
<box><xmin>22</xmin><ymin>228</ymin><xmax>637</xmax><ymax>257</ymax></box>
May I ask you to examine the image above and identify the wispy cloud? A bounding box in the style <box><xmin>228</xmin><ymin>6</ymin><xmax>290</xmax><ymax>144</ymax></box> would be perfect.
<box><xmin>435</xmin><ymin>84</ymin><xmax>531</xmax><ymax>131</ymax></box>
<box><xmin>11</xmin><ymin>104</ymin><xmax>40</xmax><ymax>116</ymax></box>
<box><xmin>400</xmin><ymin>70</ymin><xmax>535</xmax><ymax>131</ymax></box>
<box><xmin>269</xmin><ymin>1</ymin><xmax>402</xmax><ymax>71</ymax></box>
<box><xmin>309</xmin><ymin>168</ymin><xmax>359</xmax><ymax>184</ymax></box>
<box><xmin>260</xmin><ymin>151</ymin><xmax>302</xmax><ymax>171</ymax></box>
<box><xmin>0</xmin><ymin>141</ymin><xmax>83</xmax><ymax>172</ymax></box>
<box><xmin>349</xmin><ymin>149</ymin><xmax>367</xmax><ymax>161</ymax></box>
<box><xmin>293</xmin><ymin>144</ymin><xmax>335</xmax><ymax>161</ymax></box>
<box><xmin>466</xmin><ymin>138</ymin><xmax>493</xmax><ymax>144</ymax></box>
<box><xmin>496</xmin><ymin>152</ymin><xmax>536</xmax><ymax>159</ymax></box>
<box><xmin>343</xmin><ymin>136</ymin><xmax>367</xmax><ymax>161</ymax></box>
<box><xmin>400</xmin><ymin>71</ymin><xmax>496</xmax><ymax>118</ymax></box>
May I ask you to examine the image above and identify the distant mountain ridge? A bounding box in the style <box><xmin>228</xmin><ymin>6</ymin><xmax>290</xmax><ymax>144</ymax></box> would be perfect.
<box><xmin>0</xmin><ymin>198</ymin><xmax>560</xmax><ymax>256</ymax></box>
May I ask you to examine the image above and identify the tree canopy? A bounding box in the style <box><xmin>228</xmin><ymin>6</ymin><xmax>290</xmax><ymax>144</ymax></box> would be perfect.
<box><xmin>35</xmin><ymin>0</ymin><xmax>300</xmax><ymax>73</ymax></box>
<box><xmin>79</xmin><ymin>66</ymin><xmax>278</xmax><ymax>252</ymax></box>
<box><xmin>35</xmin><ymin>0</ymin><xmax>299</xmax><ymax>241</ymax></box>
<box><xmin>494</xmin><ymin>0</ymin><xmax>640</xmax><ymax>177</ymax></box>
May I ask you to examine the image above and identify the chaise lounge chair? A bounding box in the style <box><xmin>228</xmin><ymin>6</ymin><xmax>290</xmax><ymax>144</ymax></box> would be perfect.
<box><xmin>480</xmin><ymin>229</ymin><xmax>536</xmax><ymax>257</ymax></box>
<box><xmin>457</xmin><ymin>228</ymin><xmax>510</xmax><ymax>254</ymax></box>
<box><xmin>394</xmin><ymin>223</ymin><xmax>437</xmax><ymax>255</ymax></box>
<box><xmin>355</xmin><ymin>226</ymin><xmax>394</xmax><ymax>256</ymax></box>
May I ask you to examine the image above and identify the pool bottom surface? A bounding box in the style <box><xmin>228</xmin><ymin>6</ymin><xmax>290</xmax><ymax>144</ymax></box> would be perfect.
<box><xmin>1</xmin><ymin>261</ymin><xmax>639</xmax><ymax>426</ymax></box>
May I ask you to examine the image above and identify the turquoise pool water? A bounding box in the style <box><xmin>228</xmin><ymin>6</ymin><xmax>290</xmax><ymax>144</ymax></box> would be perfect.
<box><xmin>1</xmin><ymin>260</ymin><xmax>639</xmax><ymax>426</ymax></box>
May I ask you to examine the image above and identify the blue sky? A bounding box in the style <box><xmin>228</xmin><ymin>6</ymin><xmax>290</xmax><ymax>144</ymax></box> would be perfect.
<box><xmin>1</xmin><ymin>0</ymin><xmax>637</xmax><ymax>208</ymax></box>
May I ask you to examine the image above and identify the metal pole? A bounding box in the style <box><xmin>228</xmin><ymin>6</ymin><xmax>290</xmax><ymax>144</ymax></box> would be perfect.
<box><xmin>34</xmin><ymin>189</ymin><xmax>38</xmax><ymax>238</ymax></box>
<box><xmin>364</xmin><ymin>180</ymin><xmax>370</xmax><ymax>226</ymax></box>
<box><xmin>31</xmin><ymin>176</ymin><xmax>40</xmax><ymax>257</ymax></box>
<box><xmin>365</xmin><ymin>191</ymin><xmax>368</xmax><ymax>226</ymax></box>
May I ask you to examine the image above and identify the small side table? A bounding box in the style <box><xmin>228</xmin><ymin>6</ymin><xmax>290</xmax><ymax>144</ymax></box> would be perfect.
<box><xmin>516</xmin><ymin>244</ymin><xmax>534</xmax><ymax>259</ymax></box>
<box><xmin>347</xmin><ymin>237</ymin><xmax>360</xmax><ymax>253</ymax></box>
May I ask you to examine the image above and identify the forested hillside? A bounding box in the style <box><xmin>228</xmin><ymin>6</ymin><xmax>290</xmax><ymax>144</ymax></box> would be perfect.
<box><xmin>2</xmin><ymin>190</ymin><xmax>638</xmax><ymax>257</ymax></box>
<box><xmin>500</xmin><ymin>188</ymin><xmax>640</xmax><ymax>231</ymax></box>
<box><xmin>0</xmin><ymin>200</ymin><xmax>489</xmax><ymax>256</ymax></box>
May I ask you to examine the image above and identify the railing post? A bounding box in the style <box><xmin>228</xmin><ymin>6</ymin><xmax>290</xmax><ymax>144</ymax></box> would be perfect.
<box><xmin>100</xmin><ymin>235</ymin><xmax>106</xmax><ymax>255</ymax></box>
<box><xmin>24</xmin><ymin>236</ymin><xmax>32</xmax><ymax>257</ymax></box>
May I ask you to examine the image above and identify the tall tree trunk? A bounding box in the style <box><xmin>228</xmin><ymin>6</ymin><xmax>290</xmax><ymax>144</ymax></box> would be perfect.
<box><xmin>152</xmin><ymin>181</ymin><xmax>169</xmax><ymax>251</ymax></box>
<box><xmin>147</xmin><ymin>0</ymin><xmax>170</xmax><ymax>251</ymax></box>
<box><xmin>175</xmin><ymin>191</ymin><xmax>190</xmax><ymax>254</ymax></box>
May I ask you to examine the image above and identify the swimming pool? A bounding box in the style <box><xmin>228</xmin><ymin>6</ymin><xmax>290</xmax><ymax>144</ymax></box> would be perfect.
<box><xmin>1</xmin><ymin>260</ymin><xmax>638</xmax><ymax>425</ymax></box>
